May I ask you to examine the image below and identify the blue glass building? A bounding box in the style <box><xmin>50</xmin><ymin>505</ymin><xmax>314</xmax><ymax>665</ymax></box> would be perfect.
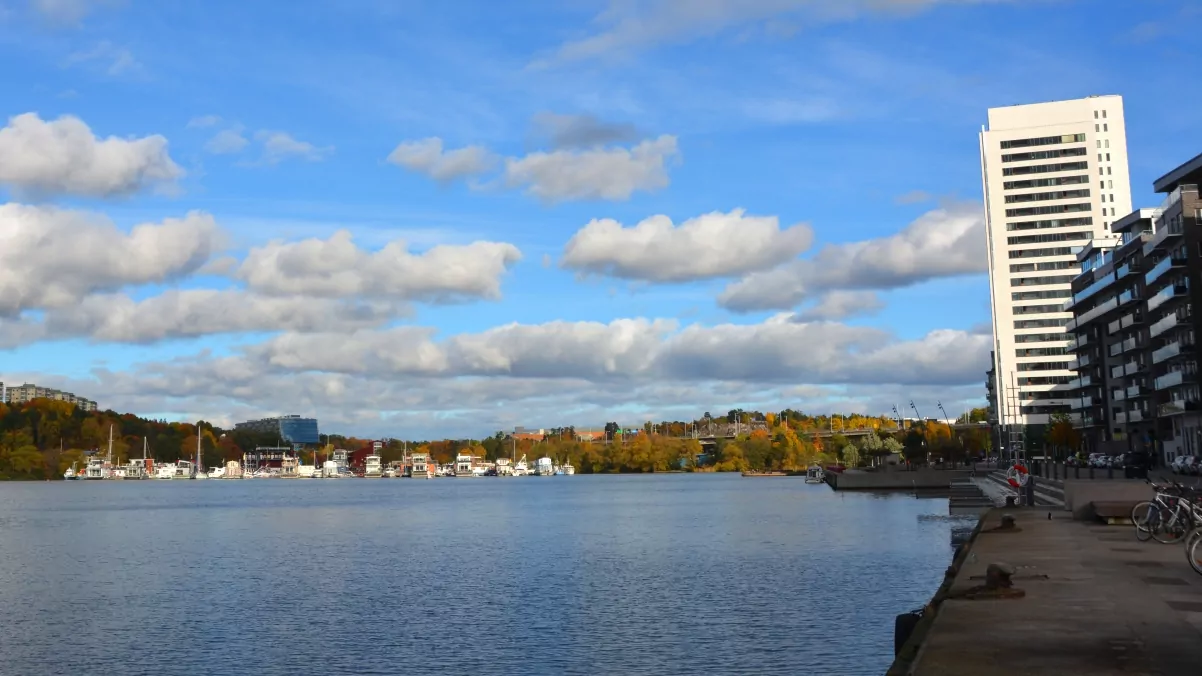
<box><xmin>234</xmin><ymin>415</ymin><xmax>320</xmax><ymax>445</ymax></box>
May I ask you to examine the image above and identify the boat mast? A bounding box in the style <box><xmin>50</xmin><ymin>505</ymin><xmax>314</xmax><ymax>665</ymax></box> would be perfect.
<box><xmin>106</xmin><ymin>425</ymin><xmax>113</xmax><ymax>476</ymax></box>
<box><xmin>195</xmin><ymin>427</ymin><xmax>202</xmax><ymax>478</ymax></box>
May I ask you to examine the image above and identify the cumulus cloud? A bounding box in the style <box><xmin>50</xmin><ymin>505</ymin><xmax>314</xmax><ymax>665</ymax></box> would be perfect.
<box><xmin>531</xmin><ymin>112</ymin><xmax>640</xmax><ymax>149</ymax></box>
<box><xmin>386</xmin><ymin>137</ymin><xmax>496</xmax><ymax>182</ymax></box>
<box><xmin>205</xmin><ymin>129</ymin><xmax>248</xmax><ymax>154</ymax></box>
<box><xmin>719</xmin><ymin>201</ymin><xmax>986</xmax><ymax>312</ymax></box>
<box><xmin>561</xmin><ymin>209</ymin><xmax>813</xmax><ymax>282</ymax></box>
<box><xmin>254</xmin><ymin>130</ymin><xmax>331</xmax><ymax>164</ymax></box>
<box><xmin>0</xmin><ymin>203</ymin><xmax>221</xmax><ymax>316</ymax></box>
<box><xmin>235</xmin><ymin>230</ymin><xmax>522</xmax><ymax>302</ymax></box>
<box><xmin>39</xmin><ymin>314</ymin><xmax>991</xmax><ymax>438</ymax></box>
<box><xmin>504</xmin><ymin>135</ymin><xmax>679</xmax><ymax>202</ymax></box>
<box><xmin>795</xmin><ymin>291</ymin><xmax>885</xmax><ymax>321</ymax></box>
<box><xmin>548</xmin><ymin>0</ymin><xmax>1024</xmax><ymax>62</ymax></box>
<box><xmin>0</xmin><ymin>113</ymin><xmax>183</xmax><ymax>198</ymax></box>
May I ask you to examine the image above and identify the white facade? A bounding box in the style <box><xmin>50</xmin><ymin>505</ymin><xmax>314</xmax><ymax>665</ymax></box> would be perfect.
<box><xmin>980</xmin><ymin>96</ymin><xmax>1133</xmax><ymax>428</ymax></box>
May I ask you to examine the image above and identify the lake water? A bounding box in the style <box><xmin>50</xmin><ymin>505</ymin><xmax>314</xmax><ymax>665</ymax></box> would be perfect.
<box><xmin>0</xmin><ymin>475</ymin><xmax>963</xmax><ymax>675</ymax></box>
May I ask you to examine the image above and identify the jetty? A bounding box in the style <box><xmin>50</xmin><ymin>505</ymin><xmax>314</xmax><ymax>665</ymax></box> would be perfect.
<box><xmin>891</xmin><ymin>507</ymin><xmax>1202</xmax><ymax>675</ymax></box>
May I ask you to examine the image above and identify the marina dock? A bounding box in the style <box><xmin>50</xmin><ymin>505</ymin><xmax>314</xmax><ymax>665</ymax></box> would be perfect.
<box><xmin>892</xmin><ymin>507</ymin><xmax>1202</xmax><ymax>675</ymax></box>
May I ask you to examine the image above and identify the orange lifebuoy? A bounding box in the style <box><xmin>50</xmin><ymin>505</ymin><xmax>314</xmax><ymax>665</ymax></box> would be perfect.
<box><xmin>1006</xmin><ymin>464</ymin><xmax>1030</xmax><ymax>488</ymax></box>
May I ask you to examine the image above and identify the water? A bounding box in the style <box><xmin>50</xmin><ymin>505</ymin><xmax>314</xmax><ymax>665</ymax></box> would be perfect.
<box><xmin>0</xmin><ymin>475</ymin><xmax>957</xmax><ymax>675</ymax></box>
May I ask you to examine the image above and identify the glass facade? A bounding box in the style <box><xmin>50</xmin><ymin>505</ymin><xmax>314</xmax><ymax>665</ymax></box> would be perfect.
<box><xmin>279</xmin><ymin>417</ymin><xmax>320</xmax><ymax>444</ymax></box>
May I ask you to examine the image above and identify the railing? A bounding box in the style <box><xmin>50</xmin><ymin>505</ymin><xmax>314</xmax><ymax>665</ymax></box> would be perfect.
<box><xmin>1127</xmin><ymin>384</ymin><xmax>1144</xmax><ymax>398</ymax></box>
<box><xmin>1070</xmin><ymin>396</ymin><xmax>1092</xmax><ymax>410</ymax></box>
<box><xmin>1147</xmin><ymin>283</ymin><xmax>1189</xmax><ymax>314</ymax></box>
<box><xmin>1073</xmin><ymin>297</ymin><xmax>1119</xmax><ymax>328</ymax></box>
<box><xmin>1124</xmin><ymin>361</ymin><xmax>1142</xmax><ymax>377</ymax></box>
<box><xmin>1145</xmin><ymin>256</ymin><xmax>1187</xmax><ymax>287</ymax></box>
<box><xmin>1107</xmin><ymin>319</ymin><xmax>1121</xmax><ymax>334</ymax></box>
<box><xmin>1152</xmin><ymin>341</ymin><xmax>1181</xmax><ymax>365</ymax></box>
<box><xmin>1158</xmin><ymin>400</ymin><xmax>1197</xmax><ymax>417</ymax></box>
<box><xmin>1113</xmin><ymin>389</ymin><xmax>1127</xmax><ymax>401</ymax></box>
<box><xmin>1115</xmin><ymin>412</ymin><xmax>1128</xmax><ymax>424</ymax></box>
<box><xmin>1129</xmin><ymin>410</ymin><xmax>1144</xmax><ymax>423</ymax></box>
<box><xmin>1143</xmin><ymin>218</ymin><xmax>1186</xmax><ymax>257</ymax></box>
<box><xmin>1110</xmin><ymin>365</ymin><xmax>1124</xmax><ymax>379</ymax></box>
<box><xmin>1119</xmin><ymin>337</ymin><xmax>1139</xmax><ymax>354</ymax></box>
<box><xmin>1118</xmin><ymin>289</ymin><xmax>1141</xmax><ymax>307</ymax></box>
<box><xmin>1079</xmin><ymin>353</ymin><xmax>1092</xmax><ymax>368</ymax></box>
<box><xmin>1150</xmin><ymin>313</ymin><xmax>1180</xmax><ymax>339</ymax></box>
<box><xmin>1121</xmin><ymin>313</ymin><xmax>1141</xmax><ymax>329</ymax></box>
<box><xmin>1109</xmin><ymin>342</ymin><xmax>1123</xmax><ymax>358</ymax></box>
<box><xmin>1155</xmin><ymin>370</ymin><xmax>1194</xmax><ymax>390</ymax></box>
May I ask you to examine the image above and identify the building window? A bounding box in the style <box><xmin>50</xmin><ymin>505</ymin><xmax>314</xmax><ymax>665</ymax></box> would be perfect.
<box><xmin>1106</xmin><ymin>153</ymin><xmax>1110</xmax><ymax>161</ymax></box>
<box><xmin>1003</xmin><ymin>188</ymin><xmax>1091</xmax><ymax>204</ymax></box>
<box><xmin>1105</xmin><ymin>140</ymin><xmax>1110</xmax><ymax>148</ymax></box>
<box><xmin>1002</xmin><ymin>147</ymin><xmax>1088</xmax><ymax>163</ymax></box>
<box><xmin>1098</xmin><ymin>154</ymin><xmax>1103</xmax><ymax>162</ymax></box>
<box><xmin>1104</xmin><ymin>124</ymin><xmax>1108</xmax><ymax>131</ymax></box>
<box><xmin>1103</xmin><ymin>110</ymin><xmax>1108</xmax><ymax>119</ymax></box>
<box><xmin>1002</xmin><ymin>161</ymin><xmax>1090</xmax><ymax>177</ymax></box>
<box><xmin>1005</xmin><ymin>203</ymin><xmax>1092</xmax><ymax>218</ymax></box>
<box><xmin>1108</xmin><ymin>180</ymin><xmax>1112</xmax><ymax>189</ymax></box>
<box><xmin>1095</xmin><ymin>124</ymin><xmax>1100</xmax><ymax>132</ymax></box>
<box><xmin>1107</xmin><ymin>167</ymin><xmax>1112</xmax><ymax>175</ymax></box>
<box><xmin>999</xmin><ymin>133</ymin><xmax>1086</xmax><ymax>150</ymax></box>
<box><xmin>1094</xmin><ymin>111</ymin><xmax>1099</xmax><ymax>119</ymax></box>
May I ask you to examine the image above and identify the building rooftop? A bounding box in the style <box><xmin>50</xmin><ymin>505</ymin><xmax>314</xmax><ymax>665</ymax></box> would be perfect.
<box><xmin>1153</xmin><ymin>150</ymin><xmax>1202</xmax><ymax>193</ymax></box>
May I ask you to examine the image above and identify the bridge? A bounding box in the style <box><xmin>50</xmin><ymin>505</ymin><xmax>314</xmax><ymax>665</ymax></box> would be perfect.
<box><xmin>690</xmin><ymin>423</ymin><xmax>993</xmax><ymax>447</ymax></box>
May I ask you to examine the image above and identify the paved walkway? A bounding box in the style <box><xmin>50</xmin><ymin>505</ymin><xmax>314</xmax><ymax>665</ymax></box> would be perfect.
<box><xmin>911</xmin><ymin>508</ymin><xmax>1202</xmax><ymax>675</ymax></box>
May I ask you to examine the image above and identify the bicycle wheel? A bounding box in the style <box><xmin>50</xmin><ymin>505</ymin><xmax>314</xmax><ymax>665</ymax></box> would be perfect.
<box><xmin>1187</xmin><ymin>529</ymin><xmax>1202</xmax><ymax>576</ymax></box>
<box><xmin>1151</xmin><ymin>506</ymin><xmax>1188</xmax><ymax>544</ymax></box>
<box><xmin>1133</xmin><ymin>501</ymin><xmax>1158</xmax><ymax>541</ymax></box>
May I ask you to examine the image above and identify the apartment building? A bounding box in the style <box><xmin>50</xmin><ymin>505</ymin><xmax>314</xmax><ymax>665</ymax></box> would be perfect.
<box><xmin>981</xmin><ymin>95</ymin><xmax>1134</xmax><ymax>441</ymax></box>
<box><xmin>1065</xmin><ymin>210</ymin><xmax>1158</xmax><ymax>454</ymax></box>
<box><xmin>0</xmin><ymin>382</ymin><xmax>98</xmax><ymax>412</ymax></box>
<box><xmin>1065</xmin><ymin>152</ymin><xmax>1202</xmax><ymax>463</ymax></box>
<box><xmin>1146</xmin><ymin>156</ymin><xmax>1201</xmax><ymax>460</ymax></box>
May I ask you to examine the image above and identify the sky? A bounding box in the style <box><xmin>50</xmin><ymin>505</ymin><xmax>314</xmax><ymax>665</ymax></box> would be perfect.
<box><xmin>0</xmin><ymin>0</ymin><xmax>1197</xmax><ymax>439</ymax></box>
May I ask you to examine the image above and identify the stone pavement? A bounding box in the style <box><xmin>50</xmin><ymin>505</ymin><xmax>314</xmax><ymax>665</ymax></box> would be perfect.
<box><xmin>910</xmin><ymin>508</ymin><xmax>1202</xmax><ymax>676</ymax></box>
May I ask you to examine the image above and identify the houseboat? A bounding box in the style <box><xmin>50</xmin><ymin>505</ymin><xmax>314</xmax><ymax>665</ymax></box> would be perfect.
<box><xmin>559</xmin><ymin>461</ymin><xmax>576</xmax><ymax>476</ymax></box>
<box><xmin>173</xmin><ymin>460</ymin><xmax>195</xmax><ymax>480</ymax></box>
<box><xmin>410</xmin><ymin>452</ymin><xmax>434</xmax><ymax>479</ymax></box>
<box><xmin>83</xmin><ymin>456</ymin><xmax>108</xmax><ymax>479</ymax></box>
<box><xmin>495</xmin><ymin>458</ymin><xmax>514</xmax><ymax>476</ymax></box>
<box><xmin>535</xmin><ymin>456</ymin><xmax>554</xmax><ymax>476</ymax></box>
<box><xmin>154</xmin><ymin>462</ymin><xmax>177</xmax><ymax>479</ymax></box>
<box><xmin>455</xmin><ymin>453</ymin><xmax>475</xmax><ymax>477</ymax></box>
<box><xmin>364</xmin><ymin>454</ymin><xmax>383</xmax><ymax>478</ymax></box>
<box><xmin>805</xmin><ymin>465</ymin><xmax>825</xmax><ymax>484</ymax></box>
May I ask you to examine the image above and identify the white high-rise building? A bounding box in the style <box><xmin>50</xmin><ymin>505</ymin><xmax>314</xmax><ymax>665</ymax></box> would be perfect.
<box><xmin>980</xmin><ymin>96</ymin><xmax>1133</xmax><ymax>432</ymax></box>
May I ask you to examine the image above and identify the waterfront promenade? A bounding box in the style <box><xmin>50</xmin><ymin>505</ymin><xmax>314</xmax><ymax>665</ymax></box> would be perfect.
<box><xmin>904</xmin><ymin>508</ymin><xmax>1202</xmax><ymax>675</ymax></box>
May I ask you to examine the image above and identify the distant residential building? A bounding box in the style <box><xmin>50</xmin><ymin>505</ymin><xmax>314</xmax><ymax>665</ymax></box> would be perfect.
<box><xmin>234</xmin><ymin>415</ymin><xmax>320</xmax><ymax>445</ymax></box>
<box><xmin>981</xmin><ymin>95</ymin><xmax>1134</xmax><ymax>438</ymax></box>
<box><xmin>1</xmin><ymin>381</ymin><xmax>98</xmax><ymax>412</ymax></box>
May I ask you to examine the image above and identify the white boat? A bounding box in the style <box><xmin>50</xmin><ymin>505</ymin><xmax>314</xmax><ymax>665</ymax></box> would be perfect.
<box><xmin>513</xmin><ymin>454</ymin><xmax>530</xmax><ymax>477</ymax></box>
<box><xmin>174</xmin><ymin>460</ymin><xmax>195</xmax><ymax>480</ymax></box>
<box><xmin>63</xmin><ymin>462</ymin><xmax>78</xmax><ymax>480</ymax></box>
<box><xmin>805</xmin><ymin>465</ymin><xmax>825</xmax><ymax>484</ymax></box>
<box><xmin>154</xmin><ymin>462</ymin><xmax>177</xmax><ymax>479</ymax></box>
<box><xmin>208</xmin><ymin>465</ymin><xmax>227</xmax><ymax>479</ymax></box>
<box><xmin>561</xmin><ymin>462</ymin><xmax>575</xmax><ymax>476</ymax></box>
<box><xmin>364</xmin><ymin>455</ymin><xmax>383</xmax><ymax>478</ymax></box>
<box><xmin>83</xmin><ymin>456</ymin><xmax>107</xmax><ymax>479</ymax></box>
<box><xmin>535</xmin><ymin>456</ymin><xmax>554</xmax><ymax>476</ymax></box>
<box><xmin>321</xmin><ymin>460</ymin><xmax>339</xmax><ymax>478</ymax></box>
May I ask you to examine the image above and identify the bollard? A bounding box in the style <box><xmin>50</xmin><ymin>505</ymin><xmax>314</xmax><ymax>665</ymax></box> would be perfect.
<box><xmin>1025</xmin><ymin>476</ymin><xmax>1036</xmax><ymax>507</ymax></box>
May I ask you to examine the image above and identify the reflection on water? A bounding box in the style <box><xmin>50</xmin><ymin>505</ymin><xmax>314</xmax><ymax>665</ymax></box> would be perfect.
<box><xmin>0</xmin><ymin>475</ymin><xmax>957</xmax><ymax>676</ymax></box>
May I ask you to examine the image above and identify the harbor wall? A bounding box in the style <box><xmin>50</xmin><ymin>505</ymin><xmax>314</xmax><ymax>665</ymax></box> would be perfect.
<box><xmin>1061</xmin><ymin>479</ymin><xmax>1153</xmax><ymax>519</ymax></box>
<box><xmin>824</xmin><ymin>468</ymin><xmax>972</xmax><ymax>490</ymax></box>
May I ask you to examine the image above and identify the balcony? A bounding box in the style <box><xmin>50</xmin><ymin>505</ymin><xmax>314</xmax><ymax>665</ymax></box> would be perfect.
<box><xmin>1121</xmin><ymin>313</ymin><xmax>1141</xmax><ymax>329</ymax></box>
<box><xmin>1119</xmin><ymin>337</ymin><xmax>1140</xmax><ymax>354</ymax></box>
<box><xmin>1110</xmin><ymin>365</ymin><xmax>1124</xmax><ymax>379</ymax></box>
<box><xmin>1154</xmin><ymin>370</ymin><xmax>1196</xmax><ymax>390</ymax></box>
<box><xmin>1145</xmin><ymin>255</ymin><xmax>1187</xmax><ymax>287</ymax></box>
<box><xmin>1124</xmin><ymin>361</ymin><xmax>1143</xmax><ymax>377</ymax></box>
<box><xmin>1109</xmin><ymin>343</ymin><xmax>1123</xmax><ymax>358</ymax></box>
<box><xmin>1073</xmin><ymin>297</ymin><xmax>1120</xmax><ymax>329</ymax></box>
<box><xmin>1142</xmin><ymin>218</ymin><xmax>1185</xmax><ymax>257</ymax></box>
<box><xmin>1147</xmin><ymin>283</ymin><xmax>1190</xmax><ymax>313</ymax></box>
<box><xmin>1113</xmin><ymin>389</ymin><xmax>1127</xmax><ymax>401</ymax></box>
<box><xmin>1129</xmin><ymin>409</ymin><xmax>1145</xmax><ymax>423</ymax></box>
<box><xmin>1070</xmin><ymin>396</ymin><xmax>1093</xmax><ymax>410</ymax></box>
<box><xmin>1118</xmin><ymin>289</ymin><xmax>1141</xmax><ymax>307</ymax></box>
<box><xmin>1115</xmin><ymin>412</ymin><xmax>1128</xmax><ymax>424</ymax></box>
<box><xmin>1150</xmin><ymin>313</ymin><xmax>1182</xmax><ymax>339</ymax></box>
<box><xmin>1127</xmin><ymin>384</ymin><xmax>1145</xmax><ymax>398</ymax></box>
<box><xmin>1152</xmin><ymin>341</ymin><xmax>1182</xmax><ymax>365</ymax></box>
<box><xmin>1158</xmin><ymin>400</ymin><xmax>1199</xmax><ymax>417</ymax></box>
<box><xmin>1075</xmin><ymin>333</ymin><xmax>1092</xmax><ymax>349</ymax></box>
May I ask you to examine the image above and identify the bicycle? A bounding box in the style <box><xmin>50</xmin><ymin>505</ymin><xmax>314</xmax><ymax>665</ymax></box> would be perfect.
<box><xmin>1132</xmin><ymin>481</ymin><xmax>1202</xmax><ymax>544</ymax></box>
<box><xmin>1187</xmin><ymin>528</ymin><xmax>1202</xmax><ymax>576</ymax></box>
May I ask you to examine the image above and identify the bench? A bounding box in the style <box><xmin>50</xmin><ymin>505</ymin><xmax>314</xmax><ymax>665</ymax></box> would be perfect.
<box><xmin>1090</xmin><ymin>500</ymin><xmax>1139</xmax><ymax>524</ymax></box>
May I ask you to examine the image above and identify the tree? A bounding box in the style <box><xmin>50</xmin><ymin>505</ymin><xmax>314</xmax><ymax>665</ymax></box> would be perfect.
<box><xmin>842</xmin><ymin>444</ymin><xmax>861</xmax><ymax>468</ymax></box>
<box><xmin>1046</xmin><ymin>413</ymin><xmax>1079</xmax><ymax>460</ymax></box>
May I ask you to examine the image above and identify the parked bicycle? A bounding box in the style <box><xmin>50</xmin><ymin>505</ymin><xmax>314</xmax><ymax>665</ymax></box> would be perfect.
<box><xmin>1132</xmin><ymin>480</ymin><xmax>1202</xmax><ymax>544</ymax></box>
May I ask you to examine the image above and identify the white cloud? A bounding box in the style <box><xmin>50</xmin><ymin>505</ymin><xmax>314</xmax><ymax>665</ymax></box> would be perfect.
<box><xmin>0</xmin><ymin>203</ymin><xmax>221</xmax><ymax>316</ymax></box>
<box><xmin>386</xmin><ymin>137</ymin><xmax>496</xmax><ymax>182</ymax></box>
<box><xmin>0</xmin><ymin>291</ymin><xmax>402</xmax><ymax>348</ymax></box>
<box><xmin>549</xmin><ymin>0</ymin><xmax>1024</xmax><ymax>62</ymax></box>
<box><xmin>504</xmin><ymin>135</ymin><xmax>679</xmax><ymax>202</ymax></box>
<box><xmin>32</xmin><ymin>0</ymin><xmax>120</xmax><ymax>24</ymax></box>
<box><xmin>254</xmin><ymin>130</ymin><xmax>331</xmax><ymax>164</ymax></box>
<box><xmin>796</xmin><ymin>291</ymin><xmax>885</xmax><ymax>321</ymax></box>
<box><xmin>561</xmin><ymin>208</ymin><xmax>813</xmax><ymax>282</ymax></box>
<box><xmin>235</xmin><ymin>230</ymin><xmax>522</xmax><ymax>302</ymax></box>
<box><xmin>0</xmin><ymin>113</ymin><xmax>183</xmax><ymax>198</ymax></box>
<box><xmin>530</xmin><ymin>112</ymin><xmax>640</xmax><ymax>149</ymax></box>
<box><xmin>187</xmin><ymin>115</ymin><xmax>222</xmax><ymax>129</ymax></box>
<box><xmin>205</xmin><ymin>129</ymin><xmax>248</xmax><ymax>154</ymax></box>
<box><xmin>64</xmin><ymin>41</ymin><xmax>141</xmax><ymax>76</ymax></box>
<box><xmin>719</xmin><ymin>201</ymin><xmax>986</xmax><ymax>311</ymax></box>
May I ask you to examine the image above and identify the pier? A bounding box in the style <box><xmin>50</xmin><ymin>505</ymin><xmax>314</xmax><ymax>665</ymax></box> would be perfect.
<box><xmin>891</xmin><ymin>507</ymin><xmax>1202</xmax><ymax>675</ymax></box>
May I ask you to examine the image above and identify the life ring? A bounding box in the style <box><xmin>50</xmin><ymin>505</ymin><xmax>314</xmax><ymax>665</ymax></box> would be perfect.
<box><xmin>1006</xmin><ymin>464</ymin><xmax>1030</xmax><ymax>488</ymax></box>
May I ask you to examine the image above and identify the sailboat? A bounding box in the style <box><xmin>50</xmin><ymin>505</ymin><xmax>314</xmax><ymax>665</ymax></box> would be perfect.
<box><xmin>193</xmin><ymin>431</ymin><xmax>208</xmax><ymax>480</ymax></box>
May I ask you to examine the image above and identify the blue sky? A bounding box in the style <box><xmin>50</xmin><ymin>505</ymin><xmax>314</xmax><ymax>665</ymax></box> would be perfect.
<box><xmin>0</xmin><ymin>0</ymin><xmax>1197</xmax><ymax>438</ymax></box>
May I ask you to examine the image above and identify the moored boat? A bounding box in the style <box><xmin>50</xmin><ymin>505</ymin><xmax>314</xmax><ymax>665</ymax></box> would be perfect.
<box><xmin>805</xmin><ymin>465</ymin><xmax>825</xmax><ymax>484</ymax></box>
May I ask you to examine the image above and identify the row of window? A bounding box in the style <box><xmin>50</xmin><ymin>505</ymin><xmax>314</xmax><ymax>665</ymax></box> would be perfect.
<box><xmin>1002</xmin><ymin>147</ymin><xmax>1088</xmax><ymax>163</ymax></box>
<box><xmin>1003</xmin><ymin>161</ymin><xmax>1089</xmax><ymax>177</ymax></box>
<box><xmin>1007</xmin><ymin>230</ymin><xmax>1091</xmax><ymax>246</ymax></box>
<box><xmin>1004</xmin><ymin>188</ymin><xmax>1091</xmax><ymax>204</ymax></box>
<box><xmin>1018</xmin><ymin>375</ymin><xmax>1073</xmax><ymax>386</ymax></box>
<box><xmin>1004</xmin><ymin>174</ymin><xmax>1090</xmax><ymax>190</ymax></box>
<box><xmin>1015</xmin><ymin>331</ymin><xmax>1068</xmax><ymax>343</ymax></box>
<box><xmin>1000</xmin><ymin>133</ymin><xmax>1086</xmax><ymax>150</ymax></box>
<box><xmin>1006</xmin><ymin>202</ymin><xmax>1092</xmax><ymax>218</ymax></box>
<box><xmin>1010</xmin><ymin>261</ymin><xmax>1077</xmax><ymax>275</ymax></box>
<box><xmin>1015</xmin><ymin>317</ymin><xmax>1070</xmax><ymax>329</ymax></box>
<box><xmin>1009</xmin><ymin>246</ymin><xmax>1075</xmax><ymax>260</ymax></box>
<box><xmin>1007</xmin><ymin>216</ymin><xmax>1094</xmax><ymax>232</ymax></box>
<box><xmin>1012</xmin><ymin>290</ymin><xmax>1072</xmax><ymax>303</ymax></box>
<box><xmin>1017</xmin><ymin>356</ymin><xmax>1071</xmax><ymax>367</ymax></box>
<box><xmin>1015</xmin><ymin>304</ymin><xmax>1068</xmax><ymax>316</ymax></box>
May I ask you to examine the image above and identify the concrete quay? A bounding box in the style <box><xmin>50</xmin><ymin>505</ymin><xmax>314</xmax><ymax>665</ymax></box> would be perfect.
<box><xmin>823</xmin><ymin>467</ymin><xmax>971</xmax><ymax>490</ymax></box>
<box><xmin>893</xmin><ymin>508</ymin><xmax>1202</xmax><ymax>676</ymax></box>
